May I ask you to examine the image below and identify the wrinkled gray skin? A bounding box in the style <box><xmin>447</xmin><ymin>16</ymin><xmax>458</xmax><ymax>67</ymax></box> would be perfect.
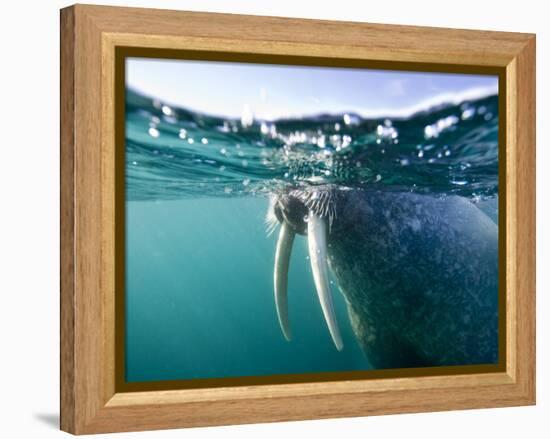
<box><xmin>276</xmin><ymin>188</ymin><xmax>498</xmax><ymax>368</ymax></box>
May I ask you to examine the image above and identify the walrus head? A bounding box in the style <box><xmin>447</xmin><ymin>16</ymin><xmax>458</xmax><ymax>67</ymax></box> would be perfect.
<box><xmin>266</xmin><ymin>186</ymin><xmax>346</xmax><ymax>351</ymax></box>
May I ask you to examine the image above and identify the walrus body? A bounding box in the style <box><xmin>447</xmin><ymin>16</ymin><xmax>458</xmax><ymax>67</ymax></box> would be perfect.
<box><xmin>270</xmin><ymin>188</ymin><xmax>499</xmax><ymax>369</ymax></box>
<box><xmin>327</xmin><ymin>190</ymin><xmax>498</xmax><ymax>368</ymax></box>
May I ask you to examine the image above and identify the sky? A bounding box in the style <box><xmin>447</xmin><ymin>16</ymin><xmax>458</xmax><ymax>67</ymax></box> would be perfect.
<box><xmin>126</xmin><ymin>57</ymin><xmax>498</xmax><ymax>120</ymax></box>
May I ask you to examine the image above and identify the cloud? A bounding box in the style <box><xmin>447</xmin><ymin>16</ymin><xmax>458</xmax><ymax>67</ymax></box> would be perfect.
<box><xmin>385</xmin><ymin>79</ymin><xmax>407</xmax><ymax>97</ymax></box>
<box><xmin>343</xmin><ymin>84</ymin><xmax>499</xmax><ymax>119</ymax></box>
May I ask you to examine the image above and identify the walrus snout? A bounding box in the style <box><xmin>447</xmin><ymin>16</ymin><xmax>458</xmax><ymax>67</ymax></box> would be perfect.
<box><xmin>268</xmin><ymin>186</ymin><xmax>344</xmax><ymax>351</ymax></box>
<box><xmin>273</xmin><ymin>194</ymin><xmax>309</xmax><ymax>235</ymax></box>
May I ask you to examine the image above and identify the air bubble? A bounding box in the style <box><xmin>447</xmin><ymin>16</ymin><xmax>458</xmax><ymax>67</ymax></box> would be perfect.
<box><xmin>148</xmin><ymin>127</ymin><xmax>159</xmax><ymax>138</ymax></box>
<box><xmin>461</xmin><ymin>108</ymin><xmax>475</xmax><ymax>120</ymax></box>
<box><xmin>450</xmin><ymin>179</ymin><xmax>468</xmax><ymax>186</ymax></box>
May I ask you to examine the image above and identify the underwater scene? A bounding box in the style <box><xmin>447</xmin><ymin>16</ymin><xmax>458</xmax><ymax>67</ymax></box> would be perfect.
<box><xmin>124</xmin><ymin>58</ymin><xmax>499</xmax><ymax>383</ymax></box>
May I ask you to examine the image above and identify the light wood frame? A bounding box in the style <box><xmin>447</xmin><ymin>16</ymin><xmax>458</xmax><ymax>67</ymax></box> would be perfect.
<box><xmin>60</xmin><ymin>4</ymin><xmax>536</xmax><ymax>435</ymax></box>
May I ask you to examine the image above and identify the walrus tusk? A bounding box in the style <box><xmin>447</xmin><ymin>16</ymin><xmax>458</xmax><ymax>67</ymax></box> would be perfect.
<box><xmin>307</xmin><ymin>212</ymin><xmax>344</xmax><ymax>351</ymax></box>
<box><xmin>274</xmin><ymin>222</ymin><xmax>295</xmax><ymax>341</ymax></box>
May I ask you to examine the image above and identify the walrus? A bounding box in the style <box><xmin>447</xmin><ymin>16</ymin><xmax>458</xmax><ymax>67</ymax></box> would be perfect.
<box><xmin>268</xmin><ymin>186</ymin><xmax>498</xmax><ymax>369</ymax></box>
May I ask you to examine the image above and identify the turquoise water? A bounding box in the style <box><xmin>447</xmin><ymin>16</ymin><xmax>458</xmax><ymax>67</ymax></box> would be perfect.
<box><xmin>125</xmin><ymin>86</ymin><xmax>499</xmax><ymax>383</ymax></box>
<box><xmin>126</xmin><ymin>197</ymin><xmax>368</xmax><ymax>382</ymax></box>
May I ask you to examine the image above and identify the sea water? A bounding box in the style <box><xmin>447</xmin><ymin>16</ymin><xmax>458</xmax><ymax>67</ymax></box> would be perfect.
<box><xmin>125</xmin><ymin>88</ymin><xmax>499</xmax><ymax>382</ymax></box>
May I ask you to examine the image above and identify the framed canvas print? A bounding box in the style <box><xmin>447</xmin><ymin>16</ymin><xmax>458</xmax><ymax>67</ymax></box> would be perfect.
<box><xmin>60</xmin><ymin>4</ymin><xmax>536</xmax><ymax>435</ymax></box>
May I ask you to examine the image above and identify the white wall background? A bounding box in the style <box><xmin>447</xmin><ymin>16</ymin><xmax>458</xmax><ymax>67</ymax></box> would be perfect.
<box><xmin>0</xmin><ymin>0</ymin><xmax>546</xmax><ymax>437</ymax></box>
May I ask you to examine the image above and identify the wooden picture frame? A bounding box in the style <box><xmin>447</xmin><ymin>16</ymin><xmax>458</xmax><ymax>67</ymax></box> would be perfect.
<box><xmin>60</xmin><ymin>4</ymin><xmax>536</xmax><ymax>435</ymax></box>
